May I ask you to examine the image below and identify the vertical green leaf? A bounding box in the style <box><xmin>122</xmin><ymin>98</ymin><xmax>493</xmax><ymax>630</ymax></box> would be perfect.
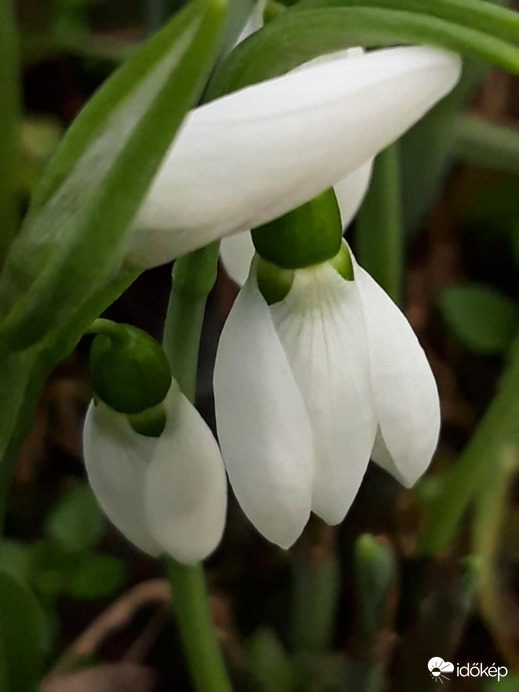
<box><xmin>0</xmin><ymin>0</ymin><xmax>21</xmax><ymax>266</ymax></box>
<box><xmin>0</xmin><ymin>570</ymin><xmax>45</xmax><ymax>692</ymax></box>
<box><xmin>0</xmin><ymin>0</ymin><xmax>228</xmax><ymax>351</ymax></box>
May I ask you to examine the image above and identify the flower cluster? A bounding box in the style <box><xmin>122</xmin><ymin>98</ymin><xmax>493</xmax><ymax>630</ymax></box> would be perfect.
<box><xmin>83</xmin><ymin>39</ymin><xmax>461</xmax><ymax>562</ymax></box>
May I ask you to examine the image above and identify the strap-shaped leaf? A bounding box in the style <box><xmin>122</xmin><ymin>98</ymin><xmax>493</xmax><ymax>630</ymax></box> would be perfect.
<box><xmin>297</xmin><ymin>0</ymin><xmax>519</xmax><ymax>43</ymax></box>
<box><xmin>0</xmin><ymin>0</ymin><xmax>227</xmax><ymax>350</ymax></box>
<box><xmin>0</xmin><ymin>570</ymin><xmax>45</xmax><ymax>692</ymax></box>
<box><xmin>207</xmin><ymin>6</ymin><xmax>519</xmax><ymax>98</ymax></box>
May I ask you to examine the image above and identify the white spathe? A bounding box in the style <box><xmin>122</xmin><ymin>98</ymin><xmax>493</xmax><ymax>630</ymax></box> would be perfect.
<box><xmin>83</xmin><ymin>382</ymin><xmax>227</xmax><ymax>564</ymax></box>
<box><xmin>127</xmin><ymin>45</ymin><xmax>461</xmax><ymax>268</ymax></box>
<box><xmin>213</xmin><ymin>247</ymin><xmax>440</xmax><ymax>548</ymax></box>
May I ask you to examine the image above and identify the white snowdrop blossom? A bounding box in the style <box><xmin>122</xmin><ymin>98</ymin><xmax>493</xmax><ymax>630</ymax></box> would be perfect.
<box><xmin>83</xmin><ymin>382</ymin><xmax>227</xmax><ymax>563</ymax></box>
<box><xmin>126</xmin><ymin>45</ymin><xmax>462</xmax><ymax>269</ymax></box>
<box><xmin>214</xmin><ymin>244</ymin><xmax>441</xmax><ymax>549</ymax></box>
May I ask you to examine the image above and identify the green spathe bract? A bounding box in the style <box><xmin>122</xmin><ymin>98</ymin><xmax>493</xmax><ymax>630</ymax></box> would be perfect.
<box><xmin>0</xmin><ymin>0</ymin><xmax>228</xmax><ymax>352</ymax></box>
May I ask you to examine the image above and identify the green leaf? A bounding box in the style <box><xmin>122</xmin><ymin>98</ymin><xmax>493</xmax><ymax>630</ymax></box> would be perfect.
<box><xmin>45</xmin><ymin>483</ymin><xmax>104</xmax><ymax>552</ymax></box>
<box><xmin>0</xmin><ymin>0</ymin><xmax>228</xmax><ymax>351</ymax></box>
<box><xmin>246</xmin><ymin>628</ymin><xmax>297</xmax><ymax>692</ymax></box>
<box><xmin>0</xmin><ymin>539</ymin><xmax>34</xmax><ymax>582</ymax></box>
<box><xmin>32</xmin><ymin>542</ymin><xmax>78</xmax><ymax>598</ymax></box>
<box><xmin>419</xmin><ymin>345</ymin><xmax>519</xmax><ymax>555</ymax></box>
<box><xmin>0</xmin><ymin>569</ymin><xmax>45</xmax><ymax>692</ymax></box>
<box><xmin>297</xmin><ymin>0</ymin><xmax>519</xmax><ymax>43</ymax></box>
<box><xmin>454</xmin><ymin>114</ymin><xmax>519</xmax><ymax>174</ymax></box>
<box><xmin>208</xmin><ymin>6</ymin><xmax>519</xmax><ymax>99</ymax></box>
<box><xmin>66</xmin><ymin>553</ymin><xmax>127</xmax><ymax>599</ymax></box>
<box><xmin>483</xmin><ymin>673</ymin><xmax>519</xmax><ymax>691</ymax></box>
<box><xmin>289</xmin><ymin>553</ymin><xmax>340</xmax><ymax>655</ymax></box>
<box><xmin>438</xmin><ymin>283</ymin><xmax>519</xmax><ymax>354</ymax></box>
<box><xmin>400</xmin><ymin>61</ymin><xmax>484</xmax><ymax>232</ymax></box>
<box><xmin>0</xmin><ymin>0</ymin><xmax>21</xmax><ymax>265</ymax></box>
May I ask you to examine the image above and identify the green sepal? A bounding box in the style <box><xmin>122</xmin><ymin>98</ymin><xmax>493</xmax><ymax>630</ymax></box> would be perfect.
<box><xmin>128</xmin><ymin>402</ymin><xmax>167</xmax><ymax>438</ymax></box>
<box><xmin>89</xmin><ymin>320</ymin><xmax>171</xmax><ymax>415</ymax></box>
<box><xmin>0</xmin><ymin>0</ymin><xmax>228</xmax><ymax>351</ymax></box>
<box><xmin>256</xmin><ymin>256</ymin><xmax>295</xmax><ymax>305</ymax></box>
<box><xmin>252</xmin><ymin>189</ymin><xmax>342</xmax><ymax>269</ymax></box>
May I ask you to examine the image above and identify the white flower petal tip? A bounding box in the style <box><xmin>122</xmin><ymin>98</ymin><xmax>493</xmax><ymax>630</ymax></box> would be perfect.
<box><xmin>353</xmin><ymin>259</ymin><xmax>441</xmax><ymax>488</ymax></box>
<box><xmin>128</xmin><ymin>45</ymin><xmax>462</xmax><ymax>269</ymax></box>
<box><xmin>83</xmin><ymin>386</ymin><xmax>228</xmax><ymax>564</ymax></box>
<box><xmin>220</xmin><ymin>231</ymin><xmax>255</xmax><ymax>285</ymax></box>
<box><xmin>214</xmin><ymin>275</ymin><xmax>314</xmax><ymax>549</ymax></box>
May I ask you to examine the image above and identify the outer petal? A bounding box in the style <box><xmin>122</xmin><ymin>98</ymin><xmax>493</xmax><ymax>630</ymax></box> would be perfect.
<box><xmin>214</xmin><ymin>272</ymin><xmax>315</xmax><ymax>548</ymax></box>
<box><xmin>83</xmin><ymin>401</ymin><xmax>161</xmax><ymax>556</ymax></box>
<box><xmin>220</xmin><ymin>231</ymin><xmax>255</xmax><ymax>285</ymax></box>
<box><xmin>129</xmin><ymin>46</ymin><xmax>462</xmax><ymax>267</ymax></box>
<box><xmin>271</xmin><ymin>262</ymin><xmax>377</xmax><ymax>525</ymax></box>
<box><xmin>354</xmin><ymin>259</ymin><xmax>441</xmax><ymax>487</ymax></box>
<box><xmin>144</xmin><ymin>383</ymin><xmax>227</xmax><ymax>564</ymax></box>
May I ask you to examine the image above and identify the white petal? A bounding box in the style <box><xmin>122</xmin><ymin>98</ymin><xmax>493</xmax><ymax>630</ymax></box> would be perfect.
<box><xmin>83</xmin><ymin>401</ymin><xmax>161</xmax><ymax>556</ymax></box>
<box><xmin>271</xmin><ymin>263</ymin><xmax>377</xmax><ymax>525</ymax></box>
<box><xmin>144</xmin><ymin>383</ymin><xmax>227</xmax><ymax>564</ymax></box>
<box><xmin>220</xmin><ymin>231</ymin><xmax>255</xmax><ymax>285</ymax></box>
<box><xmin>214</xmin><ymin>272</ymin><xmax>314</xmax><ymax>548</ymax></box>
<box><xmin>334</xmin><ymin>160</ymin><xmax>373</xmax><ymax>229</ymax></box>
<box><xmin>129</xmin><ymin>46</ymin><xmax>462</xmax><ymax>267</ymax></box>
<box><xmin>354</xmin><ymin>260</ymin><xmax>441</xmax><ymax>487</ymax></box>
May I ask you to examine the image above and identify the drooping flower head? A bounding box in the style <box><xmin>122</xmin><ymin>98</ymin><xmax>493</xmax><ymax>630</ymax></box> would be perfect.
<box><xmin>83</xmin><ymin>323</ymin><xmax>227</xmax><ymax>564</ymax></box>
<box><xmin>214</xmin><ymin>186</ymin><xmax>440</xmax><ymax>548</ymax></box>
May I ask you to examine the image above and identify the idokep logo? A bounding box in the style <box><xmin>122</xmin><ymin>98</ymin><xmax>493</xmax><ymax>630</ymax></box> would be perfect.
<box><xmin>428</xmin><ymin>658</ymin><xmax>509</xmax><ymax>684</ymax></box>
<box><xmin>428</xmin><ymin>658</ymin><xmax>454</xmax><ymax>683</ymax></box>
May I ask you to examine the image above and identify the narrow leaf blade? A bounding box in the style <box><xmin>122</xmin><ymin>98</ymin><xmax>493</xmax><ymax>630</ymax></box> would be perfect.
<box><xmin>0</xmin><ymin>0</ymin><xmax>227</xmax><ymax>350</ymax></box>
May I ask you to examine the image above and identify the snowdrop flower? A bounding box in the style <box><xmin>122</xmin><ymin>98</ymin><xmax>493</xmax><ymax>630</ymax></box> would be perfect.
<box><xmin>214</xmin><ymin>186</ymin><xmax>440</xmax><ymax>548</ymax></box>
<box><xmin>125</xmin><ymin>45</ymin><xmax>462</xmax><ymax>269</ymax></box>
<box><xmin>83</xmin><ymin>381</ymin><xmax>227</xmax><ymax>564</ymax></box>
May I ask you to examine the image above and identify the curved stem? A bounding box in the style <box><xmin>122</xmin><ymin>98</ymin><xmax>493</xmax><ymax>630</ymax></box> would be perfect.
<box><xmin>162</xmin><ymin>242</ymin><xmax>231</xmax><ymax>692</ymax></box>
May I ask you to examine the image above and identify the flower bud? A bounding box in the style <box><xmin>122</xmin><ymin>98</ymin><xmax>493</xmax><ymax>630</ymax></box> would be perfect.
<box><xmin>89</xmin><ymin>320</ymin><xmax>171</xmax><ymax>415</ymax></box>
<box><xmin>251</xmin><ymin>189</ymin><xmax>342</xmax><ymax>269</ymax></box>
